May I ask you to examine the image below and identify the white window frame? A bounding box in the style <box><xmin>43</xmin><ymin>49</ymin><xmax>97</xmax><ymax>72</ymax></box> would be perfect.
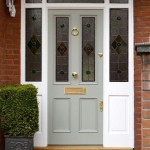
<box><xmin>21</xmin><ymin>0</ymin><xmax>134</xmax><ymax>147</ymax></box>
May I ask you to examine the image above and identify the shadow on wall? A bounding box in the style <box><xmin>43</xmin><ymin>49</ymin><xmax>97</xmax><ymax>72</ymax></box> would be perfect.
<box><xmin>0</xmin><ymin>129</ymin><xmax>4</xmax><ymax>150</ymax></box>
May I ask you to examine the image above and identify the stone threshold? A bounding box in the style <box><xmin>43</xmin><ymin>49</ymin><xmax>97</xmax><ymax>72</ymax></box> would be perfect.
<box><xmin>34</xmin><ymin>146</ymin><xmax>133</xmax><ymax>150</ymax></box>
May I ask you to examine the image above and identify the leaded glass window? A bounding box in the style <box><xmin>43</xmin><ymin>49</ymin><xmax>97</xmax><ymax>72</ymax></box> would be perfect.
<box><xmin>110</xmin><ymin>0</ymin><xmax>128</xmax><ymax>3</ymax></box>
<box><xmin>47</xmin><ymin>0</ymin><xmax>104</xmax><ymax>3</ymax></box>
<box><xmin>82</xmin><ymin>17</ymin><xmax>95</xmax><ymax>82</ymax></box>
<box><xmin>26</xmin><ymin>8</ymin><xmax>42</xmax><ymax>81</ymax></box>
<box><xmin>26</xmin><ymin>0</ymin><xmax>42</xmax><ymax>3</ymax></box>
<box><xmin>110</xmin><ymin>9</ymin><xmax>128</xmax><ymax>82</ymax></box>
<box><xmin>56</xmin><ymin>17</ymin><xmax>69</xmax><ymax>82</ymax></box>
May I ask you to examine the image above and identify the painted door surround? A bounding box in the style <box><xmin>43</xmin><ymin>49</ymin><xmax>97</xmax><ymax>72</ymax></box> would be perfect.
<box><xmin>21</xmin><ymin>0</ymin><xmax>134</xmax><ymax>148</ymax></box>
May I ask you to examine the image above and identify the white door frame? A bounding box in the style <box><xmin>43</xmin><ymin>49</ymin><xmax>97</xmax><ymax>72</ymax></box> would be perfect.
<box><xmin>21</xmin><ymin>0</ymin><xmax>134</xmax><ymax>147</ymax></box>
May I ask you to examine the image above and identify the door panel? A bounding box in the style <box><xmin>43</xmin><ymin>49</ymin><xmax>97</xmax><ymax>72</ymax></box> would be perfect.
<box><xmin>52</xmin><ymin>98</ymin><xmax>71</xmax><ymax>133</ymax></box>
<box><xmin>48</xmin><ymin>10</ymin><xmax>103</xmax><ymax>145</ymax></box>
<box><xmin>79</xmin><ymin>98</ymin><xmax>98</xmax><ymax>132</ymax></box>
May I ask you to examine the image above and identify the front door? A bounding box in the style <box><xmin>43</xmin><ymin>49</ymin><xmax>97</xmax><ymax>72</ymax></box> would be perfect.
<box><xmin>48</xmin><ymin>9</ymin><xmax>103</xmax><ymax>145</ymax></box>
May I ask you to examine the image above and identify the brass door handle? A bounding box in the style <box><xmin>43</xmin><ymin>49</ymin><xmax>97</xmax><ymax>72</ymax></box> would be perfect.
<box><xmin>99</xmin><ymin>101</ymin><xmax>103</xmax><ymax>112</ymax></box>
<box><xmin>72</xmin><ymin>72</ymin><xmax>78</xmax><ymax>78</ymax></box>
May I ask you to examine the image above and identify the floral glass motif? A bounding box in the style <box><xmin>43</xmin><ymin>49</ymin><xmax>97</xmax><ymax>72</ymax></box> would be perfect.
<box><xmin>57</xmin><ymin>42</ymin><xmax>67</xmax><ymax>56</ymax></box>
<box><xmin>112</xmin><ymin>35</ymin><xmax>127</xmax><ymax>54</ymax></box>
<box><xmin>56</xmin><ymin>17</ymin><xmax>69</xmax><ymax>82</ymax></box>
<box><xmin>47</xmin><ymin>0</ymin><xmax>104</xmax><ymax>3</ymax></box>
<box><xmin>110</xmin><ymin>9</ymin><xmax>128</xmax><ymax>82</ymax></box>
<box><xmin>110</xmin><ymin>0</ymin><xmax>128</xmax><ymax>3</ymax></box>
<box><xmin>26</xmin><ymin>8</ymin><xmax>42</xmax><ymax>81</ymax></box>
<box><xmin>82</xmin><ymin>17</ymin><xmax>95</xmax><ymax>82</ymax></box>
<box><xmin>27</xmin><ymin>35</ymin><xmax>41</xmax><ymax>54</ymax></box>
<box><xmin>84</xmin><ymin>42</ymin><xmax>94</xmax><ymax>56</ymax></box>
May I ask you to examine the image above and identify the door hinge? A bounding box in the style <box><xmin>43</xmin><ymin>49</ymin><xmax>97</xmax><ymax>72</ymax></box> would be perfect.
<box><xmin>99</xmin><ymin>101</ymin><xmax>103</xmax><ymax>112</ymax></box>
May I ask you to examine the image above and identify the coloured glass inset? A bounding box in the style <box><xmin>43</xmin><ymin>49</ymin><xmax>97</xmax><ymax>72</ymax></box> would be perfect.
<box><xmin>26</xmin><ymin>8</ymin><xmax>42</xmax><ymax>81</ymax></box>
<box><xmin>110</xmin><ymin>0</ymin><xmax>128</xmax><ymax>3</ymax></box>
<box><xmin>110</xmin><ymin>9</ymin><xmax>128</xmax><ymax>82</ymax></box>
<box><xmin>56</xmin><ymin>17</ymin><xmax>69</xmax><ymax>82</ymax></box>
<box><xmin>26</xmin><ymin>0</ymin><xmax>42</xmax><ymax>3</ymax></box>
<box><xmin>47</xmin><ymin>0</ymin><xmax>104</xmax><ymax>3</ymax></box>
<box><xmin>82</xmin><ymin>17</ymin><xmax>95</xmax><ymax>82</ymax></box>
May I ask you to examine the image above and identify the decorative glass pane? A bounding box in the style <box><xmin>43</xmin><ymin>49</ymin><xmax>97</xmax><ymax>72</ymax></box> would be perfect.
<box><xmin>56</xmin><ymin>17</ymin><xmax>69</xmax><ymax>82</ymax></box>
<box><xmin>110</xmin><ymin>0</ymin><xmax>128</xmax><ymax>3</ymax></box>
<box><xmin>82</xmin><ymin>17</ymin><xmax>95</xmax><ymax>82</ymax></box>
<box><xmin>26</xmin><ymin>8</ymin><xmax>42</xmax><ymax>81</ymax></box>
<box><xmin>110</xmin><ymin>9</ymin><xmax>128</xmax><ymax>82</ymax></box>
<box><xmin>47</xmin><ymin>0</ymin><xmax>104</xmax><ymax>3</ymax></box>
<box><xmin>26</xmin><ymin>0</ymin><xmax>42</xmax><ymax>3</ymax></box>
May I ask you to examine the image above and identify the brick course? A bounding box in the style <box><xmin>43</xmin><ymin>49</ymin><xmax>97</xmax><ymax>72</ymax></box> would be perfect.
<box><xmin>0</xmin><ymin>0</ymin><xmax>20</xmax><ymax>86</ymax></box>
<box><xmin>134</xmin><ymin>0</ymin><xmax>150</xmax><ymax>149</ymax></box>
<box><xmin>141</xmin><ymin>55</ymin><xmax>150</xmax><ymax>150</ymax></box>
<box><xmin>0</xmin><ymin>0</ymin><xmax>149</xmax><ymax>149</ymax></box>
<box><xmin>0</xmin><ymin>0</ymin><xmax>20</xmax><ymax>149</ymax></box>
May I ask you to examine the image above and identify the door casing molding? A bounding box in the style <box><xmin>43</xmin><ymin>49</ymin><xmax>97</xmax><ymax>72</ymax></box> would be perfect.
<box><xmin>21</xmin><ymin>0</ymin><xmax>134</xmax><ymax>147</ymax></box>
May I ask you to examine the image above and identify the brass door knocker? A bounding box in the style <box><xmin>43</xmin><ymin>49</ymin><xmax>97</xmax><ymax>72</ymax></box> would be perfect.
<box><xmin>71</xmin><ymin>27</ymin><xmax>79</xmax><ymax>36</ymax></box>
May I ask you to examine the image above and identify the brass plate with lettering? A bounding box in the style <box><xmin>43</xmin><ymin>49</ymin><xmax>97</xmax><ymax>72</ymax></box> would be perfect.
<box><xmin>64</xmin><ymin>87</ymin><xmax>86</xmax><ymax>95</ymax></box>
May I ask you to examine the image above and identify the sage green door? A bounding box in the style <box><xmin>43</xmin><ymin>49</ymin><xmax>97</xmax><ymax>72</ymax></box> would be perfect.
<box><xmin>48</xmin><ymin>9</ymin><xmax>103</xmax><ymax>145</ymax></box>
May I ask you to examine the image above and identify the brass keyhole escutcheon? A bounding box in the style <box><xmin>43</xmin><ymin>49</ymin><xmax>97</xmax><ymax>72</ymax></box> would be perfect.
<box><xmin>72</xmin><ymin>72</ymin><xmax>78</xmax><ymax>78</ymax></box>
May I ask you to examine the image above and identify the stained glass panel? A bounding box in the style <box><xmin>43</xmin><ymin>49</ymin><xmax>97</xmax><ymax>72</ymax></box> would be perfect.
<box><xmin>26</xmin><ymin>0</ymin><xmax>42</xmax><ymax>3</ymax></box>
<box><xmin>47</xmin><ymin>0</ymin><xmax>104</xmax><ymax>3</ymax></box>
<box><xmin>110</xmin><ymin>9</ymin><xmax>128</xmax><ymax>82</ymax></box>
<box><xmin>110</xmin><ymin>0</ymin><xmax>128</xmax><ymax>3</ymax></box>
<box><xmin>26</xmin><ymin>8</ymin><xmax>42</xmax><ymax>81</ymax></box>
<box><xmin>82</xmin><ymin>17</ymin><xmax>95</xmax><ymax>82</ymax></box>
<box><xmin>56</xmin><ymin>17</ymin><xmax>69</xmax><ymax>82</ymax></box>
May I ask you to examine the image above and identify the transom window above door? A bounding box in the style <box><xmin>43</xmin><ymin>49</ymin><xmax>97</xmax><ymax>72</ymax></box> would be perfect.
<box><xmin>47</xmin><ymin>0</ymin><xmax>104</xmax><ymax>3</ymax></box>
<box><xmin>26</xmin><ymin>0</ymin><xmax>128</xmax><ymax>3</ymax></box>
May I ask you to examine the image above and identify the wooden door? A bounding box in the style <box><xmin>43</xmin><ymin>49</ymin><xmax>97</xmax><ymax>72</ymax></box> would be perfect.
<box><xmin>48</xmin><ymin>9</ymin><xmax>103</xmax><ymax>145</ymax></box>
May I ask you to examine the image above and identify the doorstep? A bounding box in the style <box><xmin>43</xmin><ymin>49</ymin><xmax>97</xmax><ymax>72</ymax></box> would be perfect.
<box><xmin>34</xmin><ymin>146</ymin><xmax>133</xmax><ymax>150</ymax></box>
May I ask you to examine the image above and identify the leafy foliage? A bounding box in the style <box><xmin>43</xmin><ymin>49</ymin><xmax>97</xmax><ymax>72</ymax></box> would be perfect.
<box><xmin>0</xmin><ymin>84</ymin><xmax>39</xmax><ymax>137</ymax></box>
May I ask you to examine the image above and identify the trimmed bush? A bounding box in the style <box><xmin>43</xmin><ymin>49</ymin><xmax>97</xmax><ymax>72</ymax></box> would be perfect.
<box><xmin>0</xmin><ymin>84</ymin><xmax>39</xmax><ymax>137</ymax></box>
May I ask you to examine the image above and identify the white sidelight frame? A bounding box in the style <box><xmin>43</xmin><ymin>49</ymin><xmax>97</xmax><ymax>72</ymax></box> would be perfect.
<box><xmin>21</xmin><ymin>0</ymin><xmax>134</xmax><ymax>148</ymax></box>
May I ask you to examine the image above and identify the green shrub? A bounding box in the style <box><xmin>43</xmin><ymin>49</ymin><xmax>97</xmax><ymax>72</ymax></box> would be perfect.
<box><xmin>0</xmin><ymin>84</ymin><xmax>39</xmax><ymax>137</ymax></box>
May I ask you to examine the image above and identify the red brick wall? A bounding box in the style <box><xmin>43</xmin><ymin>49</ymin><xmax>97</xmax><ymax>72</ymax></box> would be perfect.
<box><xmin>134</xmin><ymin>0</ymin><xmax>150</xmax><ymax>149</ymax></box>
<box><xmin>0</xmin><ymin>0</ymin><xmax>150</xmax><ymax>149</ymax></box>
<box><xmin>142</xmin><ymin>55</ymin><xmax>150</xmax><ymax>149</ymax></box>
<box><xmin>0</xmin><ymin>0</ymin><xmax>20</xmax><ymax>149</ymax></box>
<box><xmin>0</xmin><ymin>0</ymin><xmax>20</xmax><ymax>85</ymax></box>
